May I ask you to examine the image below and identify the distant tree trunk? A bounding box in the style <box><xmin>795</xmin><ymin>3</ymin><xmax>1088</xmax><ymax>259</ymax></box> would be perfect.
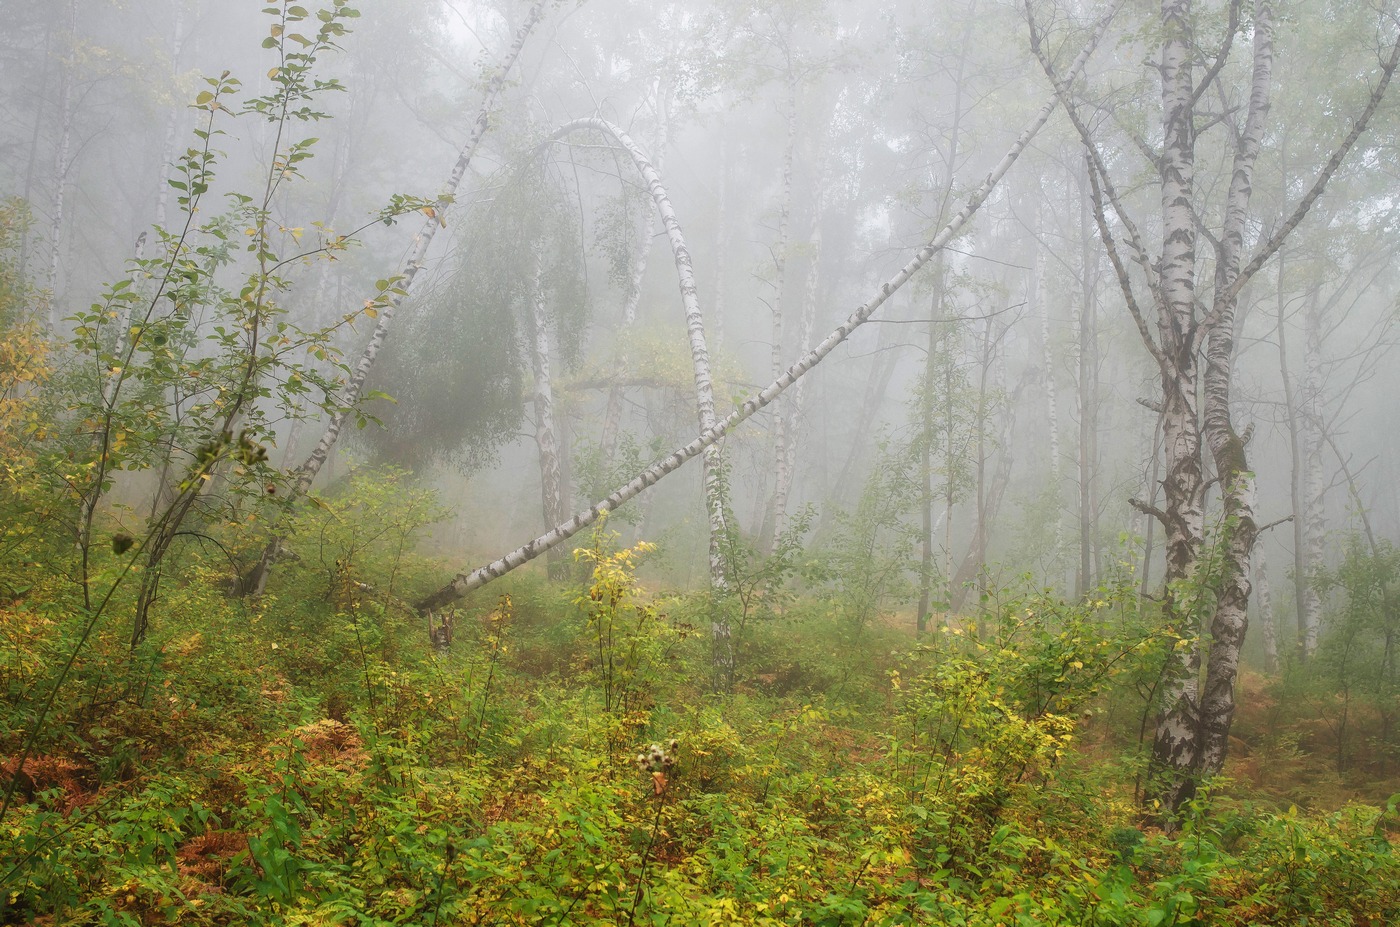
<box><xmin>917</xmin><ymin>263</ymin><xmax>949</xmax><ymax>634</ymax></box>
<box><xmin>45</xmin><ymin>0</ymin><xmax>79</xmax><ymax>322</ymax></box>
<box><xmin>1299</xmin><ymin>290</ymin><xmax>1325</xmax><ymax>658</ymax></box>
<box><xmin>528</xmin><ymin>244</ymin><xmax>570</xmax><ymax>580</ymax></box>
<box><xmin>1256</xmin><ymin>550</ymin><xmax>1278</xmax><ymax>674</ymax></box>
<box><xmin>830</xmin><ymin>316</ymin><xmax>902</xmax><ymax>514</ymax></box>
<box><xmin>916</xmin><ymin>3</ymin><xmax>978</xmax><ymax>629</ymax></box>
<box><xmin>1276</xmin><ymin>255</ymin><xmax>1322</xmax><ymax>662</ymax></box>
<box><xmin>1030</xmin><ymin>205</ymin><xmax>1065</xmax><ymax>576</ymax></box>
<box><xmin>758</xmin><ymin>79</ymin><xmax>800</xmax><ymax>553</ymax></box>
<box><xmin>950</xmin><ymin>367</ymin><xmax>1027</xmax><ymax>610</ymax></box>
<box><xmin>769</xmin><ymin>192</ymin><xmax>825</xmax><ymax>547</ymax></box>
<box><xmin>600</xmin><ymin>100</ymin><xmax>667</xmax><ymax>466</ymax></box>
<box><xmin>711</xmin><ymin>135</ymin><xmax>731</xmax><ymax>353</ymax></box>
<box><xmin>1075</xmin><ymin>177</ymin><xmax>1100</xmax><ymax>596</ymax></box>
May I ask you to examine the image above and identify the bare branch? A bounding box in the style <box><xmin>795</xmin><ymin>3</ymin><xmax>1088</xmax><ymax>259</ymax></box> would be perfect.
<box><xmin>1023</xmin><ymin>0</ymin><xmax>1159</xmax><ymax>299</ymax></box>
<box><xmin>1086</xmin><ymin>155</ymin><xmax>1166</xmax><ymax>367</ymax></box>
<box><xmin>1189</xmin><ymin>0</ymin><xmax>1244</xmax><ymax>109</ymax></box>
<box><xmin>1130</xmin><ymin>497</ymin><xmax>1170</xmax><ymax>527</ymax></box>
<box><xmin>1222</xmin><ymin>25</ymin><xmax>1400</xmax><ymax>308</ymax></box>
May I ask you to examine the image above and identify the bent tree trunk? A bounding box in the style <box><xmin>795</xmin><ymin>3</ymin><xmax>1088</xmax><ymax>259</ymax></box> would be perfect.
<box><xmin>548</xmin><ymin>117</ymin><xmax>730</xmax><ymax>593</ymax></box>
<box><xmin>414</xmin><ymin>6</ymin><xmax>1118</xmax><ymax>615</ymax></box>
<box><xmin>240</xmin><ymin>0</ymin><xmax>548</xmax><ymax>595</ymax></box>
<box><xmin>546</xmin><ymin>116</ymin><xmax>733</xmax><ymax>684</ymax></box>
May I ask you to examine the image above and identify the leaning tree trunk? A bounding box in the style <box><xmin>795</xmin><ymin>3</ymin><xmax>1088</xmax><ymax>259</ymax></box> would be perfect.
<box><xmin>239</xmin><ymin>0</ymin><xmax>548</xmax><ymax>596</ymax></box>
<box><xmin>414</xmin><ymin>9</ymin><xmax>1120</xmax><ymax>615</ymax></box>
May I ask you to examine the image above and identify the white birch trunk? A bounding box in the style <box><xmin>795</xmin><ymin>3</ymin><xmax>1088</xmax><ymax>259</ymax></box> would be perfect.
<box><xmin>1024</xmin><ymin>0</ymin><xmax>1399</xmax><ymax>816</ymax></box>
<box><xmin>548</xmin><ymin>117</ymin><xmax>730</xmax><ymax>592</ymax></box>
<box><xmin>1196</xmin><ymin>0</ymin><xmax>1274</xmax><ymax>785</ymax></box>
<box><xmin>1142</xmin><ymin>0</ymin><xmax>1208</xmax><ymax>817</ymax></box>
<box><xmin>759</xmin><ymin>82</ymin><xmax>800</xmax><ymax>552</ymax></box>
<box><xmin>529</xmin><ymin>244</ymin><xmax>569</xmax><ymax>580</ymax></box>
<box><xmin>414</xmin><ymin>11</ymin><xmax>1119</xmax><ymax>614</ymax></box>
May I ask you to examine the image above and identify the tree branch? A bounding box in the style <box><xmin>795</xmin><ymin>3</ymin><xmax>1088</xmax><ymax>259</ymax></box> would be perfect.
<box><xmin>1220</xmin><ymin>24</ymin><xmax>1400</xmax><ymax>310</ymax></box>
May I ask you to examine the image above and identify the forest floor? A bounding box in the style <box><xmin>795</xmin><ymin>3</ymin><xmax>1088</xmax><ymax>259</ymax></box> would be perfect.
<box><xmin>2</xmin><ymin>542</ymin><xmax>1397</xmax><ymax>926</ymax></box>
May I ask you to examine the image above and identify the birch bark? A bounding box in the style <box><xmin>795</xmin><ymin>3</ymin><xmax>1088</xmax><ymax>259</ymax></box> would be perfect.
<box><xmin>1026</xmin><ymin>0</ymin><xmax>1400</xmax><ymax>819</ymax></box>
<box><xmin>1195</xmin><ymin>0</ymin><xmax>1274</xmax><ymax>786</ymax></box>
<box><xmin>547</xmin><ymin>117</ymin><xmax>730</xmax><ymax>592</ymax></box>
<box><xmin>528</xmin><ymin>243</ymin><xmax>570</xmax><ymax>580</ymax></box>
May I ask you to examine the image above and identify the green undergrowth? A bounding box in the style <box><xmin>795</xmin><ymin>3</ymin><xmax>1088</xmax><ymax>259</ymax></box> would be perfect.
<box><xmin>2</xmin><ymin>534</ymin><xmax>1397</xmax><ymax>926</ymax></box>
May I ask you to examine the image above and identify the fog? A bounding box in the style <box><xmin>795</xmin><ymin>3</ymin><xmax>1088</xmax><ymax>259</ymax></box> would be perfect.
<box><xmin>9</xmin><ymin>2</ymin><xmax>1400</xmax><ymax>917</ymax></box>
<box><xmin>4</xmin><ymin>0</ymin><xmax>1400</xmax><ymax>663</ymax></box>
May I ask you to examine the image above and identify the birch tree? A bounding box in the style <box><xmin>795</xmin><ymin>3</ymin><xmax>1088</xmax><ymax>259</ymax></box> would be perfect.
<box><xmin>528</xmin><ymin>241</ymin><xmax>571</xmax><ymax>580</ymax></box>
<box><xmin>1025</xmin><ymin>0</ymin><xmax>1400</xmax><ymax>820</ymax></box>
<box><xmin>547</xmin><ymin>117</ymin><xmax>731</xmax><ymax>593</ymax></box>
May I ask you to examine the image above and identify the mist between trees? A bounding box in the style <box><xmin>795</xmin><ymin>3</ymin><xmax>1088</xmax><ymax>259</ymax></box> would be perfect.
<box><xmin>3</xmin><ymin>0</ymin><xmax>1400</xmax><ymax>923</ymax></box>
